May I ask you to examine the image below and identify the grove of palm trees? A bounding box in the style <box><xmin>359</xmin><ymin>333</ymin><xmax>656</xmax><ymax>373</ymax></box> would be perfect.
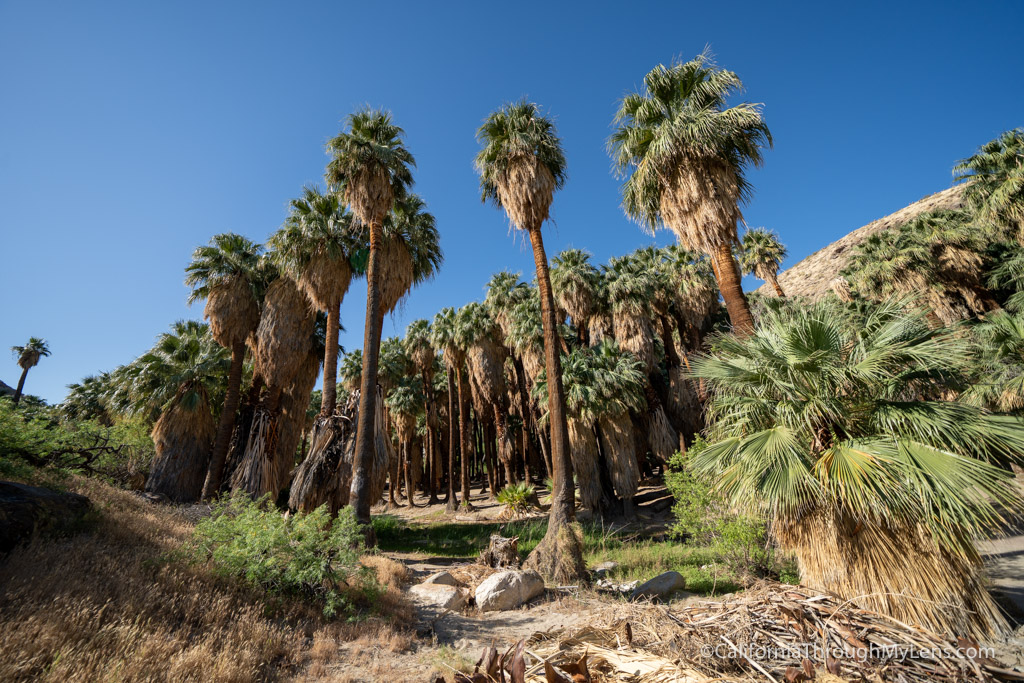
<box><xmin>4</xmin><ymin>30</ymin><xmax>1024</xmax><ymax>682</ymax></box>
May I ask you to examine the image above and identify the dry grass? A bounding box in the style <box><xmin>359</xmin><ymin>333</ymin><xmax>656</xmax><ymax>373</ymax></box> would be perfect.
<box><xmin>0</xmin><ymin>476</ymin><xmax>415</xmax><ymax>682</ymax></box>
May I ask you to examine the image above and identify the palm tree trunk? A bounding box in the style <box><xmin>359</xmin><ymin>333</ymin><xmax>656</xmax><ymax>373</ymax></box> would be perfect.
<box><xmin>12</xmin><ymin>366</ymin><xmax>29</xmax><ymax>408</ymax></box>
<box><xmin>768</xmin><ymin>272</ymin><xmax>786</xmax><ymax>298</ymax></box>
<box><xmin>445</xmin><ymin>367</ymin><xmax>458</xmax><ymax>511</ymax></box>
<box><xmin>202</xmin><ymin>340</ymin><xmax>246</xmax><ymax>499</ymax></box>
<box><xmin>456</xmin><ymin>364</ymin><xmax>472</xmax><ymax>508</ymax></box>
<box><xmin>711</xmin><ymin>242</ymin><xmax>755</xmax><ymax>337</ymax></box>
<box><xmin>321</xmin><ymin>301</ymin><xmax>341</xmax><ymax>416</ymax></box>
<box><xmin>350</xmin><ymin>219</ymin><xmax>384</xmax><ymax>542</ymax></box>
<box><xmin>524</xmin><ymin>225</ymin><xmax>584</xmax><ymax>584</ymax></box>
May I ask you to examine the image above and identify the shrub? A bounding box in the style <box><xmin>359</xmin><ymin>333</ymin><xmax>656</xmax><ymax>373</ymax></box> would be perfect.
<box><xmin>184</xmin><ymin>493</ymin><xmax>367</xmax><ymax>617</ymax></box>
<box><xmin>666</xmin><ymin>439</ymin><xmax>782</xmax><ymax>583</ymax></box>
<box><xmin>496</xmin><ymin>481</ymin><xmax>535</xmax><ymax>518</ymax></box>
<box><xmin>0</xmin><ymin>401</ymin><xmax>152</xmax><ymax>485</ymax></box>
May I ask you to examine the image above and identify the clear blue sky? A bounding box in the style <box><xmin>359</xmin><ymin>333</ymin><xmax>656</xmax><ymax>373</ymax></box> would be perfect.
<box><xmin>2</xmin><ymin>1</ymin><xmax>1022</xmax><ymax>404</ymax></box>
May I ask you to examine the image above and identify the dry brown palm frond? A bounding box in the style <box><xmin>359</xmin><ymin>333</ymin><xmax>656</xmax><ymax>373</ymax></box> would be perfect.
<box><xmin>378</xmin><ymin>237</ymin><xmax>414</xmax><ymax>316</ymax></box>
<box><xmin>493</xmin><ymin>156</ymin><xmax>556</xmax><ymax>232</ymax></box>
<box><xmin>289</xmin><ymin>395</ymin><xmax>358</xmax><ymax>513</ymax></box>
<box><xmin>229</xmin><ymin>408</ymin><xmax>282</xmax><ymax>499</ymax></box>
<box><xmin>598</xmin><ymin>412</ymin><xmax>639</xmax><ymax>504</ymax></box>
<box><xmin>774</xmin><ymin>507</ymin><xmax>1008</xmax><ymax>641</ymax></box>
<box><xmin>273</xmin><ymin>347</ymin><xmax>322</xmax><ymax>496</ymax></box>
<box><xmin>588</xmin><ymin>313</ymin><xmax>613</xmax><ymax>346</ymax></box>
<box><xmin>645</xmin><ymin>406</ymin><xmax>678</xmax><ymax>465</ymax></box>
<box><xmin>370</xmin><ymin>386</ymin><xmax>394</xmax><ymax>504</ymax></box>
<box><xmin>612</xmin><ymin>314</ymin><xmax>657</xmax><ymax>373</ymax></box>
<box><xmin>660</xmin><ymin>159</ymin><xmax>741</xmax><ymax>255</ymax></box>
<box><xmin>298</xmin><ymin>248</ymin><xmax>353</xmax><ymax>312</ymax></box>
<box><xmin>345</xmin><ymin>165</ymin><xmax>393</xmax><ymax>228</ymax></box>
<box><xmin>830</xmin><ymin>276</ymin><xmax>854</xmax><ymax>302</ymax></box>
<box><xmin>667</xmin><ymin>366</ymin><xmax>702</xmax><ymax>443</ymax></box>
<box><xmin>146</xmin><ymin>394</ymin><xmax>216</xmax><ymax>502</ymax></box>
<box><xmin>253</xmin><ymin>277</ymin><xmax>316</xmax><ymax>390</ymax></box>
<box><xmin>204</xmin><ymin>274</ymin><xmax>260</xmax><ymax>349</ymax></box>
<box><xmin>567</xmin><ymin>418</ymin><xmax>601</xmax><ymax>513</ymax></box>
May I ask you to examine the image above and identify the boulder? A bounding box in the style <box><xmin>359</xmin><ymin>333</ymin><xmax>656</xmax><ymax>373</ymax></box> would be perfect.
<box><xmin>0</xmin><ymin>481</ymin><xmax>91</xmax><ymax>553</ymax></box>
<box><xmin>475</xmin><ymin>569</ymin><xmax>545</xmax><ymax>612</ymax></box>
<box><xmin>422</xmin><ymin>570</ymin><xmax>460</xmax><ymax>587</ymax></box>
<box><xmin>408</xmin><ymin>583</ymin><xmax>469</xmax><ymax>611</ymax></box>
<box><xmin>629</xmin><ymin>570</ymin><xmax>687</xmax><ymax>602</ymax></box>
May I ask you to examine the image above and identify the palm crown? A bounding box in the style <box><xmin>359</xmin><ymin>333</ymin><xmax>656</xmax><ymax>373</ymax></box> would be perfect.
<box><xmin>326</xmin><ymin>108</ymin><xmax>415</xmax><ymax>227</ymax></box>
<box><xmin>11</xmin><ymin>337</ymin><xmax>50</xmax><ymax>370</ymax></box>
<box><xmin>609</xmin><ymin>51</ymin><xmax>771</xmax><ymax>251</ymax></box>
<box><xmin>739</xmin><ymin>228</ymin><xmax>787</xmax><ymax>281</ymax></box>
<box><xmin>475</xmin><ymin>100</ymin><xmax>567</xmax><ymax>231</ymax></box>
<box><xmin>184</xmin><ymin>233</ymin><xmax>265</xmax><ymax>305</ymax></box>
<box><xmin>690</xmin><ymin>301</ymin><xmax>1024</xmax><ymax>557</ymax></box>
<box><xmin>270</xmin><ymin>186</ymin><xmax>356</xmax><ymax>310</ymax></box>
<box><xmin>953</xmin><ymin>128</ymin><xmax>1024</xmax><ymax>243</ymax></box>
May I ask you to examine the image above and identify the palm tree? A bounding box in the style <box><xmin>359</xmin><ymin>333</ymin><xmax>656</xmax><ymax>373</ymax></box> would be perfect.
<box><xmin>62</xmin><ymin>372</ymin><xmax>113</xmax><ymax>424</ymax></box>
<box><xmin>327</xmin><ymin>108</ymin><xmax>416</xmax><ymax>536</ymax></box>
<box><xmin>990</xmin><ymin>244</ymin><xmax>1024</xmax><ymax>312</ymax></box>
<box><xmin>430</xmin><ymin>306</ymin><xmax>463</xmax><ymax>511</ymax></box>
<box><xmin>475</xmin><ymin>99</ymin><xmax>582</xmax><ymax>582</ymax></box>
<box><xmin>609</xmin><ymin>52</ymin><xmax>772</xmax><ymax>336</ymax></box>
<box><xmin>271</xmin><ymin>186</ymin><xmax>355</xmax><ymax>418</ymax></box>
<box><xmin>954</xmin><ymin>128</ymin><xmax>1024</xmax><ymax>244</ymax></box>
<box><xmin>843</xmin><ymin>210</ymin><xmax>993</xmax><ymax>325</ymax></box>
<box><xmin>458</xmin><ymin>302</ymin><xmax>516</xmax><ymax>489</ymax></box>
<box><xmin>404</xmin><ymin>318</ymin><xmax>441</xmax><ymax>504</ymax></box>
<box><xmin>10</xmin><ymin>337</ymin><xmax>50</xmax><ymax>408</ymax></box>
<box><xmin>550</xmin><ymin>249</ymin><xmax>601</xmax><ymax>345</ymax></box>
<box><xmin>964</xmin><ymin>310</ymin><xmax>1024</xmax><ymax>413</ymax></box>
<box><xmin>739</xmin><ymin>228</ymin><xmax>788</xmax><ymax>297</ymax></box>
<box><xmin>184</xmin><ymin>233</ymin><xmax>265</xmax><ymax>499</ymax></box>
<box><xmin>128</xmin><ymin>321</ymin><xmax>229</xmax><ymax>502</ymax></box>
<box><xmin>690</xmin><ymin>300</ymin><xmax>1024</xmax><ymax>638</ymax></box>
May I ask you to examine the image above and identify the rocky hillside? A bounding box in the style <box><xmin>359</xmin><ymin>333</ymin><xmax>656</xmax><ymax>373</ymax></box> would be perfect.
<box><xmin>758</xmin><ymin>186</ymin><xmax>964</xmax><ymax>299</ymax></box>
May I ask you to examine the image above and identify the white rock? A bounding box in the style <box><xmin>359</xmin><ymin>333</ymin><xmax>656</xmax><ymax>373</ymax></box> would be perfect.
<box><xmin>475</xmin><ymin>569</ymin><xmax>545</xmax><ymax>612</ymax></box>
<box><xmin>629</xmin><ymin>571</ymin><xmax>687</xmax><ymax>602</ymax></box>
<box><xmin>591</xmin><ymin>561</ymin><xmax>619</xmax><ymax>578</ymax></box>
<box><xmin>422</xmin><ymin>570</ymin><xmax>460</xmax><ymax>587</ymax></box>
<box><xmin>408</xmin><ymin>583</ymin><xmax>469</xmax><ymax>611</ymax></box>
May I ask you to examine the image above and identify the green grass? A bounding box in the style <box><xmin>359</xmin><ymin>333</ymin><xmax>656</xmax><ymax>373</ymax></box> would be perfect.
<box><xmin>372</xmin><ymin>515</ymin><xmax>796</xmax><ymax>596</ymax></box>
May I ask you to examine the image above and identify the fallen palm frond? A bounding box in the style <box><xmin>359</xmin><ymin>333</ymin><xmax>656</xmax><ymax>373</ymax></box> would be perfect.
<box><xmin>436</xmin><ymin>582</ymin><xmax>1024</xmax><ymax>682</ymax></box>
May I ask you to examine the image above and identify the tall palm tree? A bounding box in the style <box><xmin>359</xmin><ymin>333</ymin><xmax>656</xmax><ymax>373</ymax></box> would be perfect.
<box><xmin>184</xmin><ymin>233</ymin><xmax>265</xmax><ymax>499</ymax></box>
<box><xmin>954</xmin><ymin>128</ymin><xmax>1024</xmax><ymax>244</ymax></box>
<box><xmin>475</xmin><ymin>99</ymin><xmax>583</xmax><ymax>582</ymax></box>
<box><xmin>609</xmin><ymin>52</ymin><xmax>772</xmax><ymax>336</ymax></box>
<box><xmin>10</xmin><ymin>337</ymin><xmax>50</xmax><ymax>408</ymax></box>
<box><xmin>327</xmin><ymin>108</ymin><xmax>416</xmax><ymax>536</ymax></box>
<box><xmin>690</xmin><ymin>300</ymin><xmax>1024</xmax><ymax>638</ymax></box>
<box><xmin>739</xmin><ymin>228</ymin><xmax>787</xmax><ymax>297</ymax></box>
<box><xmin>128</xmin><ymin>321</ymin><xmax>229</xmax><ymax>502</ymax></box>
<box><xmin>430</xmin><ymin>306</ymin><xmax>463</xmax><ymax>511</ymax></box>
<box><xmin>271</xmin><ymin>186</ymin><xmax>355</xmax><ymax>418</ymax></box>
<box><xmin>550</xmin><ymin>249</ymin><xmax>601</xmax><ymax>345</ymax></box>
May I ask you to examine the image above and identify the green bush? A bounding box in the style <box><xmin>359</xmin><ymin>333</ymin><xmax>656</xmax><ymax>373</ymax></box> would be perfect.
<box><xmin>666</xmin><ymin>439</ymin><xmax>784</xmax><ymax>583</ymax></box>
<box><xmin>496</xmin><ymin>481</ymin><xmax>535</xmax><ymax>516</ymax></box>
<box><xmin>184</xmin><ymin>493</ymin><xmax>367</xmax><ymax>617</ymax></box>
<box><xmin>0</xmin><ymin>400</ymin><xmax>153</xmax><ymax>484</ymax></box>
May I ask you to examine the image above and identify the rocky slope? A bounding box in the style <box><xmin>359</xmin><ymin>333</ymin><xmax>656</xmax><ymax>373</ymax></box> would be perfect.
<box><xmin>757</xmin><ymin>185</ymin><xmax>964</xmax><ymax>299</ymax></box>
